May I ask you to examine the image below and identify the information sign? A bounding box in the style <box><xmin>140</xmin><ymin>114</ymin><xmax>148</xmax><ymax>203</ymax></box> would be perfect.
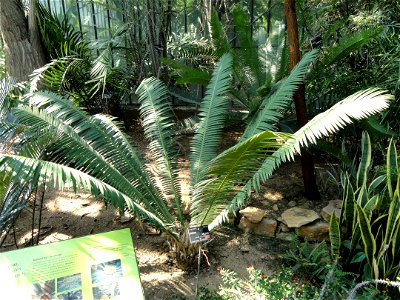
<box><xmin>0</xmin><ymin>228</ymin><xmax>144</xmax><ymax>300</ymax></box>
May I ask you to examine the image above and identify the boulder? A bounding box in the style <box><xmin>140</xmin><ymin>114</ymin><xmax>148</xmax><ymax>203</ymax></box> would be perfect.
<box><xmin>298</xmin><ymin>221</ymin><xmax>329</xmax><ymax>241</ymax></box>
<box><xmin>239</xmin><ymin>217</ymin><xmax>277</xmax><ymax>237</ymax></box>
<box><xmin>321</xmin><ymin>200</ymin><xmax>343</xmax><ymax>222</ymax></box>
<box><xmin>239</xmin><ymin>206</ymin><xmax>266</xmax><ymax>223</ymax></box>
<box><xmin>281</xmin><ymin>207</ymin><xmax>319</xmax><ymax>228</ymax></box>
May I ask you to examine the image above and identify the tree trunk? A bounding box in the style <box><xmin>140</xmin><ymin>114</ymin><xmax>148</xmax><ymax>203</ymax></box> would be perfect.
<box><xmin>0</xmin><ymin>0</ymin><xmax>46</xmax><ymax>82</ymax></box>
<box><xmin>284</xmin><ymin>0</ymin><xmax>320</xmax><ymax>200</ymax></box>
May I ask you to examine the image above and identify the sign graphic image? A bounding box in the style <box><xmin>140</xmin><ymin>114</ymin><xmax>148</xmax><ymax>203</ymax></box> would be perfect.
<box><xmin>0</xmin><ymin>228</ymin><xmax>144</xmax><ymax>299</ymax></box>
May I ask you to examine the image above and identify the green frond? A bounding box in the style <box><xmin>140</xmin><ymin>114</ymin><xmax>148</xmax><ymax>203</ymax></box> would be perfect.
<box><xmin>210</xmin><ymin>10</ymin><xmax>231</xmax><ymax>58</ymax></box>
<box><xmin>309</xmin><ymin>27</ymin><xmax>382</xmax><ymax>80</ymax></box>
<box><xmin>191</xmin><ymin>131</ymin><xmax>290</xmax><ymax>227</ymax></box>
<box><xmin>242</xmin><ymin>49</ymin><xmax>319</xmax><ymax>140</ymax></box>
<box><xmin>190</xmin><ymin>53</ymin><xmax>233</xmax><ymax>185</ymax></box>
<box><xmin>209</xmin><ymin>88</ymin><xmax>392</xmax><ymax>229</ymax></box>
<box><xmin>136</xmin><ymin>78</ymin><xmax>183</xmax><ymax>222</ymax></box>
<box><xmin>12</xmin><ymin>91</ymin><xmax>174</xmax><ymax>224</ymax></box>
<box><xmin>232</xmin><ymin>6</ymin><xmax>264</xmax><ymax>87</ymax></box>
<box><xmin>0</xmin><ymin>154</ymin><xmax>177</xmax><ymax>237</ymax></box>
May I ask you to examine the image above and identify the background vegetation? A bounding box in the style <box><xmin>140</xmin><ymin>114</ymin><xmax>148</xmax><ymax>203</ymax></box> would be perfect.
<box><xmin>1</xmin><ymin>0</ymin><xmax>400</xmax><ymax>298</ymax></box>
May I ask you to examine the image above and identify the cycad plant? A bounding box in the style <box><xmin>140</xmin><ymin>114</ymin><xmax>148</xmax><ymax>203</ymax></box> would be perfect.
<box><xmin>0</xmin><ymin>53</ymin><xmax>392</xmax><ymax>268</ymax></box>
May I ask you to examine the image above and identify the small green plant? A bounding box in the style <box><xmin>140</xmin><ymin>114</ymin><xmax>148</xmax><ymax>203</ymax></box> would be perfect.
<box><xmin>283</xmin><ymin>240</ymin><xmax>331</xmax><ymax>282</ymax></box>
<box><xmin>218</xmin><ymin>266</ymin><xmax>319</xmax><ymax>299</ymax></box>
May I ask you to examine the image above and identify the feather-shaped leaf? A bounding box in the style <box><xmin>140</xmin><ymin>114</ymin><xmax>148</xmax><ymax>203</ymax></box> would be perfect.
<box><xmin>191</xmin><ymin>131</ymin><xmax>290</xmax><ymax>227</ymax></box>
<box><xmin>241</xmin><ymin>49</ymin><xmax>319</xmax><ymax>140</ymax></box>
<box><xmin>190</xmin><ymin>53</ymin><xmax>233</xmax><ymax>185</ymax></box>
<box><xmin>136</xmin><ymin>78</ymin><xmax>183</xmax><ymax>222</ymax></box>
<box><xmin>209</xmin><ymin>88</ymin><xmax>392</xmax><ymax>229</ymax></box>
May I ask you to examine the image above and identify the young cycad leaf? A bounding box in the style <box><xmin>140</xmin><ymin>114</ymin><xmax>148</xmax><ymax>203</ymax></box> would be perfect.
<box><xmin>241</xmin><ymin>49</ymin><xmax>318</xmax><ymax>140</ymax></box>
<box><xmin>136</xmin><ymin>78</ymin><xmax>183</xmax><ymax>222</ymax></box>
<box><xmin>209</xmin><ymin>88</ymin><xmax>392</xmax><ymax>229</ymax></box>
<box><xmin>191</xmin><ymin>131</ymin><xmax>289</xmax><ymax>227</ymax></box>
<box><xmin>190</xmin><ymin>53</ymin><xmax>233</xmax><ymax>185</ymax></box>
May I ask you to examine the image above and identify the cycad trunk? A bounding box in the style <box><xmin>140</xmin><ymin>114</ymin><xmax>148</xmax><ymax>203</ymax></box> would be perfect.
<box><xmin>284</xmin><ymin>0</ymin><xmax>320</xmax><ymax>200</ymax></box>
<box><xmin>0</xmin><ymin>0</ymin><xmax>46</xmax><ymax>82</ymax></box>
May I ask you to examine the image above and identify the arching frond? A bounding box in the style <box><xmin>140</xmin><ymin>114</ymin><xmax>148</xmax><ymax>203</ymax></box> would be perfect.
<box><xmin>11</xmin><ymin>91</ymin><xmax>175</xmax><ymax>224</ymax></box>
<box><xmin>190</xmin><ymin>53</ymin><xmax>233</xmax><ymax>185</ymax></box>
<box><xmin>136</xmin><ymin>78</ymin><xmax>183</xmax><ymax>222</ymax></box>
<box><xmin>208</xmin><ymin>88</ymin><xmax>392</xmax><ymax>229</ymax></box>
<box><xmin>0</xmin><ymin>154</ymin><xmax>177</xmax><ymax>238</ymax></box>
<box><xmin>190</xmin><ymin>131</ymin><xmax>290</xmax><ymax>226</ymax></box>
<box><xmin>241</xmin><ymin>49</ymin><xmax>318</xmax><ymax>141</ymax></box>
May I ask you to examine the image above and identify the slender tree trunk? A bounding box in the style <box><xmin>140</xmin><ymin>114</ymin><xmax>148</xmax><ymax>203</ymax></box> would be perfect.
<box><xmin>0</xmin><ymin>0</ymin><xmax>46</xmax><ymax>82</ymax></box>
<box><xmin>284</xmin><ymin>0</ymin><xmax>320</xmax><ymax>200</ymax></box>
<box><xmin>145</xmin><ymin>0</ymin><xmax>161</xmax><ymax>77</ymax></box>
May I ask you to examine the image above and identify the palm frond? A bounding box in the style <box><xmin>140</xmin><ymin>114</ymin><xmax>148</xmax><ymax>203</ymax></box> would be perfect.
<box><xmin>242</xmin><ymin>49</ymin><xmax>318</xmax><ymax>140</ymax></box>
<box><xmin>190</xmin><ymin>131</ymin><xmax>290</xmax><ymax>226</ymax></box>
<box><xmin>136</xmin><ymin>78</ymin><xmax>183</xmax><ymax>222</ymax></box>
<box><xmin>208</xmin><ymin>88</ymin><xmax>392</xmax><ymax>229</ymax></box>
<box><xmin>308</xmin><ymin>27</ymin><xmax>382</xmax><ymax>81</ymax></box>
<box><xmin>190</xmin><ymin>53</ymin><xmax>233</xmax><ymax>185</ymax></box>
<box><xmin>0</xmin><ymin>154</ymin><xmax>177</xmax><ymax>237</ymax></box>
<box><xmin>14</xmin><ymin>91</ymin><xmax>174</xmax><ymax>224</ymax></box>
<box><xmin>232</xmin><ymin>6</ymin><xmax>264</xmax><ymax>87</ymax></box>
<box><xmin>0</xmin><ymin>78</ymin><xmax>16</xmax><ymax>119</ymax></box>
<box><xmin>210</xmin><ymin>10</ymin><xmax>231</xmax><ymax>58</ymax></box>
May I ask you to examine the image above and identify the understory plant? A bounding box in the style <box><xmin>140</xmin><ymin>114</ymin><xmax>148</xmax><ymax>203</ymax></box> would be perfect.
<box><xmin>330</xmin><ymin>132</ymin><xmax>400</xmax><ymax>292</ymax></box>
<box><xmin>0</xmin><ymin>52</ymin><xmax>393</xmax><ymax>267</ymax></box>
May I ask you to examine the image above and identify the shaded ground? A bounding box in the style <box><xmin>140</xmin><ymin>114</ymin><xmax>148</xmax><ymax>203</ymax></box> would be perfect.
<box><xmin>0</xmin><ymin>127</ymin><xmax>337</xmax><ymax>299</ymax></box>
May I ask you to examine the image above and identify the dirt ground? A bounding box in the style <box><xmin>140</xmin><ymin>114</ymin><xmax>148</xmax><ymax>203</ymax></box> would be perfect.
<box><xmin>0</xmin><ymin>127</ymin><xmax>337</xmax><ymax>299</ymax></box>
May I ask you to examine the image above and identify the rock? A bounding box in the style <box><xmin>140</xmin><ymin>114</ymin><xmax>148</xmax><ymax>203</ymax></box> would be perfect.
<box><xmin>239</xmin><ymin>207</ymin><xmax>266</xmax><ymax>223</ymax></box>
<box><xmin>288</xmin><ymin>200</ymin><xmax>297</xmax><ymax>207</ymax></box>
<box><xmin>119</xmin><ymin>212</ymin><xmax>134</xmax><ymax>223</ymax></box>
<box><xmin>279</xmin><ymin>222</ymin><xmax>290</xmax><ymax>233</ymax></box>
<box><xmin>298</xmin><ymin>221</ymin><xmax>329</xmax><ymax>241</ymax></box>
<box><xmin>252</xmin><ymin>218</ymin><xmax>277</xmax><ymax>237</ymax></box>
<box><xmin>321</xmin><ymin>200</ymin><xmax>343</xmax><ymax>222</ymax></box>
<box><xmin>276</xmin><ymin>232</ymin><xmax>295</xmax><ymax>241</ymax></box>
<box><xmin>272</xmin><ymin>204</ymin><xmax>279</xmax><ymax>211</ymax></box>
<box><xmin>281</xmin><ymin>207</ymin><xmax>319</xmax><ymax>228</ymax></box>
<box><xmin>239</xmin><ymin>217</ymin><xmax>277</xmax><ymax>237</ymax></box>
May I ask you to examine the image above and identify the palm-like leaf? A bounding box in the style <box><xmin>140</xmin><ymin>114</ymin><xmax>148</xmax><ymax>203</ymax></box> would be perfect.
<box><xmin>190</xmin><ymin>131</ymin><xmax>290</xmax><ymax>226</ymax></box>
<box><xmin>136</xmin><ymin>78</ymin><xmax>183</xmax><ymax>222</ymax></box>
<box><xmin>0</xmin><ymin>155</ymin><xmax>177</xmax><ymax>237</ymax></box>
<box><xmin>4</xmin><ymin>91</ymin><xmax>175</xmax><ymax>225</ymax></box>
<box><xmin>208</xmin><ymin>88</ymin><xmax>392</xmax><ymax>229</ymax></box>
<box><xmin>241</xmin><ymin>49</ymin><xmax>318</xmax><ymax>140</ymax></box>
<box><xmin>190</xmin><ymin>53</ymin><xmax>233</xmax><ymax>185</ymax></box>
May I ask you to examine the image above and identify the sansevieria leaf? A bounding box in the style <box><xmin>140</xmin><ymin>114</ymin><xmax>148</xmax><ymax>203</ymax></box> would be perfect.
<box><xmin>356</xmin><ymin>203</ymin><xmax>376</xmax><ymax>277</ymax></box>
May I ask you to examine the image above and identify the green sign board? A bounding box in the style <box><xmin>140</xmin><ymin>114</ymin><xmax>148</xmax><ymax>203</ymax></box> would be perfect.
<box><xmin>0</xmin><ymin>228</ymin><xmax>144</xmax><ymax>299</ymax></box>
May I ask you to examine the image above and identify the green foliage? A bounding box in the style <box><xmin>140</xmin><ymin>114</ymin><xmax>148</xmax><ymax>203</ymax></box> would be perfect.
<box><xmin>284</xmin><ymin>241</ymin><xmax>331</xmax><ymax>281</ymax></box>
<box><xmin>335</xmin><ymin>132</ymin><xmax>400</xmax><ymax>281</ymax></box>
<box><xmin>218</xmin><ymin>267</ymin><xmax>319</xmax><ymax>300</ymax></box>
<box><xmin>0</xmin><ymin>47</ymin><xmax>393</xmax><ymax>268</ymax></box>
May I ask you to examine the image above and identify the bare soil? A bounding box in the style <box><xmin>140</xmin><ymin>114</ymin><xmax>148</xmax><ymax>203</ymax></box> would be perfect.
<box><xmin>0</xmin><ymin>126</ymin><xmax>336</xmax><ymax>299</ymax></box>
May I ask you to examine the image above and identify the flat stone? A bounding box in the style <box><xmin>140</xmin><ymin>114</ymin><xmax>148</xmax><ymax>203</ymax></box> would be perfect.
<box><xmin>281</xmin><ymin>207</ymin><xmax>319</xmax><ymax>228</ymax></box>
<box><xmin>272</xmin><ymin>204</ymin><xmax>279</xmax><ymax>211</ymax></box>
<box><xmin>239</xmin><ymin>207</ymin><xmax>266</xmax><ymax>223</ymax></box>
<box><xmin>321</xmin><ymin>200</ymin><xmax>343</xmax><ymax>222</ymax></box>
<box><xmin>279</xmin><ymin>223</ymin><xmax>290</xmax><ymax>233</ymax></box>
<box><xmin>298</xmin><ymin>221</ymin><xmax>329</xmax><ymax>241</ymax></box>
<box><xmin>252</xmin><ymin>218</ymin><xmax>277</xmax><ymax>237</ymax></box>
<box><xmin>276</xmin><ymin>232</ymin><xmax>295</xmax><ymax>241</ymax></box>
<box><xmin>239</xmin><ymin>217</ymin><xmax>277</xmax><ymax>237</ymax></box>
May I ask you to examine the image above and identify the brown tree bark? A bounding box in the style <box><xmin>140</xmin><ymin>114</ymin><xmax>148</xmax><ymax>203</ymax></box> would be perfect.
<box><xmin>284</xmin><ymin>0</ymin><xmax>320</xmax><ymax>200</ymax></box>
<box><xmin>0</xmin><ymin>0</ymin><xmax>46</xmax><ymax>82</ymax></box>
